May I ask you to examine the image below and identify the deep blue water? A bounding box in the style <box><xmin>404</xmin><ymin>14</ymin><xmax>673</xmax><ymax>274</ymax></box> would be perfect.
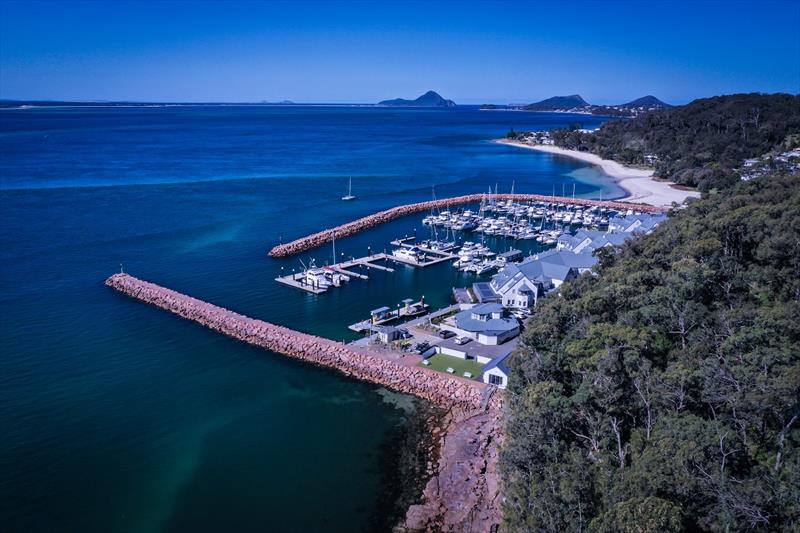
<box><xmin>0</xmin><ymin>106</ymin><xmax>617</xmax><ymax>532</ymax></box>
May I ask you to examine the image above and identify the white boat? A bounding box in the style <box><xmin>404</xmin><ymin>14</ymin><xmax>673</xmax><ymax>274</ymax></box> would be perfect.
<box><xmin>473</xmin><ymin>261</ymin><xmax>496</xmax><ymax>275</ymax></box>
<box><xmin>305</xmin><ymin>260</ymin><xmax>333</xmax><ymax>289</ymax></box>
<box><xmin>392</xmin><ymin>246</ymin><xmax>424</xmax><ymax>263</ymax></box>
<box><xmin>341</xmin><ymin>177</ymin><xmax>356</xmax><ymax>201</ymax></box>
<box><xmin>322</xmin><ymin>266</ymin><xmax>349</xmax><ymax>287</ymax></box>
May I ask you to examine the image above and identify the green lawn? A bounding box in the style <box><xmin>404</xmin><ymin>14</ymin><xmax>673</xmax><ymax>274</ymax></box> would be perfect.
<box><xmin>420</xmin><ymin>353</ymin><xmax>484</xmax><ymax>380</ymax></box>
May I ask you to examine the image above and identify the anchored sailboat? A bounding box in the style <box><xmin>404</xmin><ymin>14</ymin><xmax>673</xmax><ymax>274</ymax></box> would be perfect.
<box><xmin>341</xmin><ymin>177</ymin><xmax>356</xmax><ymax>201</ymax></box>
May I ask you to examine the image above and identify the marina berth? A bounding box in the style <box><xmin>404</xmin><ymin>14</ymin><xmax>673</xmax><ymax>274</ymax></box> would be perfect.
<box><xmin>267</xmin><ymin>193</ymin><xmax>667</xmax><ymax>258</ymax></box>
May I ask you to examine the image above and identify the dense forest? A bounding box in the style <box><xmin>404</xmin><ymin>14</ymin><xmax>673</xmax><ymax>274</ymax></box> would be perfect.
<box><xmin>502</xmin><ymin>173</ymin><xmax>800</xmax><ymax>532</ymax></box>
<box><xmin>548</xmin><ymin>93</ymin><xmax>800</xmax><ymax>191</ymax></box>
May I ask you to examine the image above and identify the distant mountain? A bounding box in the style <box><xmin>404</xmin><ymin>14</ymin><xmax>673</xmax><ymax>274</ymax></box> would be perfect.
<box><xmin>523</xmin><ymin>94</ymin><xmax>589</xmax><ymax>111</ymax></box>
<box><xmin>378</xmin><ymin>90</ymin><xmax>456</xmax><ymax>107</ymax></box>
<box><xmin>618</xmin><ymin>95</ymin><xmax>672</xmax><ymax>109</ymax></box>
<box><xmin>516</xmin><ymin>94</ymin><xmax>671</xmax><ymax>117</ymax></box>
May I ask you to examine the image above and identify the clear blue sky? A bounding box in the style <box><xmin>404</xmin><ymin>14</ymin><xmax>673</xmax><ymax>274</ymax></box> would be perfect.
<box><xmin>1</xmin><ymin>0</ymin><xmax>798</xmax><ymax>104</ymax></box>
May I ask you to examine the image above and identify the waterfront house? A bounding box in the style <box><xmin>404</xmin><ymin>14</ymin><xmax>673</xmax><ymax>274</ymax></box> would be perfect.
<box><xmin>488</xmin><ymin>260</ymin><xmax>553</xmax><ymax>308</ymax></box>
<box><xmin>533</xmin><ymin>249</ymin><xmax>599</xmax><ymax>278</ymax></box>
<box><xmin>608</xmin><ymin>213</ymin><xmax>667</xmax><ymax>234</ymax></box>
<box><xmin>440</xmin><ymin>303</ymin><xmax>520</xmax><ymax>345</ymax></box>
<box><xmin>482</xmin><ymin>351</ymin><xmax>511</xmax><ymax>389</ymax></box>
<box><xmin>557</xmin><ymin>230</ymin><xmax>630</xmax><ymax>254</ymax></box>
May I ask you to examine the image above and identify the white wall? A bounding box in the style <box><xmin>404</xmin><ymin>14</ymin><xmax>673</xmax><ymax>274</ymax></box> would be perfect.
<box><xmin>438</xmin><ymin>346</ymin><xmax>468</xmax><ymax>359</ymax></box>
<box><xmin>482</xmin><ymin>367</ymin><xmax>508</xmax><ymax>389</ymax></box>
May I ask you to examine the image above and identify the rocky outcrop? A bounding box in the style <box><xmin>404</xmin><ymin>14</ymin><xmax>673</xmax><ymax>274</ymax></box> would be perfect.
<box><xmin>268</xmin><ymin>194</ymin><xmax>666</xmax><ymax>258</ymax></box>
<box><xmin>399</xmin><ymin>408</ymin><xmax>504</xmax><ymax>533</ymax></box>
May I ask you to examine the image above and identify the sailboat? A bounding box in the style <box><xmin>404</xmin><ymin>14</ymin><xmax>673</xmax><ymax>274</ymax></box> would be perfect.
<box><xmin>341</xmin><ymin>177</ymin><xmax>356</xmax><ymax>201</ymax></box>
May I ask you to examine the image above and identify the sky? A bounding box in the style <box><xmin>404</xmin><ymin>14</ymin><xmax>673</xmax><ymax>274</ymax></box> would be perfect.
<box><xmin>1</xmin><ymin>0</ymin><xmax>798</xmax><ymax>104</ymax></box>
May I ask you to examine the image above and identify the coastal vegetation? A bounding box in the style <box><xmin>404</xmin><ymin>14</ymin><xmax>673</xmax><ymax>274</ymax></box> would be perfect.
<box><xmin>546</xmin><ymin>93</ymin><xmax>800</xmax><ymax>191</ymax></box>
<box><xmin>502</xmin><ymin>173</ymin><xmax>800</xmax><ymax>531</ymax></box>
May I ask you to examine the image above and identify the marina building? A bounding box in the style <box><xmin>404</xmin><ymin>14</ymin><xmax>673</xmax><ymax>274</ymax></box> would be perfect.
<box><xmin>608</xmin><ymin>213</ymin><xmax>667</xmax><ymax>234</ymax></box>
<box><xmin>440</xmin><ymin>303</ymin><xmax>520</xmax><ymax>345</ymax></box>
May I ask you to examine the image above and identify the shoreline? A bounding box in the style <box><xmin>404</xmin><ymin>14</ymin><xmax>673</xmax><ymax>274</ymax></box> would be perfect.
<box><xmin>496</xmin><ymin>139</ymin><xmax>701</xmax><ymax>207</ymax></box>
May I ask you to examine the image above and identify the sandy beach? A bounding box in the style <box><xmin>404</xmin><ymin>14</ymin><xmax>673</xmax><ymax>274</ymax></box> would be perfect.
<box><xmin>497</xmin><ymin>139</ymin><xmax>701</xmax><ymax>207</ymax></box>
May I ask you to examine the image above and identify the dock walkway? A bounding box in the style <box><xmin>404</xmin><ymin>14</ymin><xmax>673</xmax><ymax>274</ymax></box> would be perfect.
<box><xmin>274</xmin><ymin>253</ymin><xmax>395</xmax><ymax>294</ymax></box>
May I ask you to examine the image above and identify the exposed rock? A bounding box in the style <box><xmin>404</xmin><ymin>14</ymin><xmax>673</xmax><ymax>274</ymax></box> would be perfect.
<box><xmin>399</xmin><ymin>408</ymin><xmax>504</xmax><ymax>533</ymax></box>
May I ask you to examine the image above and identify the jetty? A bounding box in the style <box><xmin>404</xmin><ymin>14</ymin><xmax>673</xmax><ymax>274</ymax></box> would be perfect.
<box><xmin>106</xmin><ymin>273</ymin><xmax>496</xmax><ymax>410</ymax></box>
<box><xmin>348</xmin><ymin>298</ymin><xmax>429</xmax><ymax>332</ymax></box>
<box><xmin>267</xmin><ymin>193</ymin><xmax>668</xmax><ymax>258</ymax></box>
<box><xmin>274</xmin><ymin>253</ymin><xmax>394</xmax><ymax>294</ymax></box>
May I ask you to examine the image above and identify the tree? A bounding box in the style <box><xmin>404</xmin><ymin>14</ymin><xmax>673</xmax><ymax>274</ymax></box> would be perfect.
<box><xmin>502</xmin><ymin>174</ymin><xmax>800</xmax><ymax>532</ymax></box>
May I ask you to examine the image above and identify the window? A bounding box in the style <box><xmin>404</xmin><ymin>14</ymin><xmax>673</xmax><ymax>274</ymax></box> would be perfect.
<box><xmin>489</xmin><ymin>374</ymin><xmax>504</xmax><ymax>386</ymax></box>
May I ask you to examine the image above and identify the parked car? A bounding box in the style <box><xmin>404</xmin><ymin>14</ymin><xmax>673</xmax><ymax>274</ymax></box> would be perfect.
<box><xmin>438</xmin><ymin>330</ymin><xmax>456</xmax><ymax>339</ymax></box>
<box><xmin>454</xmin><ymin>336</ymin><xmax>471</xmax><ymax>345</ymax></box>
<box><xmin>414</xmin><ymin>342</ymin><xmax>430</xmax><ymax>354</ymax></box>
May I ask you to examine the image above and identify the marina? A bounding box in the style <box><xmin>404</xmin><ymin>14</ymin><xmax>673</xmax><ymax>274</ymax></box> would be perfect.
<box><xmin>275</xmin><ymin>196</ymin><xmax>665</xmax><ymax>295</ymax></box>
<box><xmin>267</xmin><ymin>193</ymin><xmax>668</xmax><ymax>258</ymax></box>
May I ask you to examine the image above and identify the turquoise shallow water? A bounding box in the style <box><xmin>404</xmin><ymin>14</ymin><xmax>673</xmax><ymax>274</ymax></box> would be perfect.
<box><xmin>0</xmin><ymin>106</ymin><xmax>618</xmax><ymax>532</ymax></box>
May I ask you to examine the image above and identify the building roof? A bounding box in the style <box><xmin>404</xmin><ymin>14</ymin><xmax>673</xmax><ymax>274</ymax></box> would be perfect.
<box><xmin>470</xmin><ymin>302</ymin><xmax>504</xmax><ymax>314</ymax></box>
<box><xmin>492</xmin><ymin>260</ymin><xmax>551</xmax><ymax>290</ymax></box>
<box><xmin>370</xmin><ymin>306</ymin><xmax>391</xmax><ymax>315</ymax></box>
<box><xmin>472</xmin><ymin>282</ymin><xmax>500</xmax><ymax>303</ymax></box>
<box><xmin>482</xmin><ymin>351</ymin><xmax>512</xmax><ymax>376</ymax></box>
<box><xmin>609</xmin><ymin>214</ymin><xmax>667</xmax><ymax>233</ymax></box>
<box><xmin>536</xmin><ymin>249</ymin><xmax>599</xmax><ymax>270</ymax></box>
<box><xmin>453</xmin><ymin>305</ymin><xmax>518</xmax><ymax>335</ymax></box>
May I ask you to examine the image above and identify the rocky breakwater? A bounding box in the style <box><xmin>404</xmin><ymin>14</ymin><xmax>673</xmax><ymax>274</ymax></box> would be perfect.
<box><xmin>105</xmin><ymin>273</ymin><xmax>490</xmax><ymax>410</ymax></box>
<box><xmin>268</xmin><ymin>193</ymin><xmax>667</xmax><ymax>258</ymax></box>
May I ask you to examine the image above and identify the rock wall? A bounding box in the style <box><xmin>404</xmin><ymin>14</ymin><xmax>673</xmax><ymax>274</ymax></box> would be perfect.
<box><xmin>268</xmin><ymin>193</ymin><xmax>667</xmax><ymax>258</ymax></box>
<box><xmin>105</xmin><ymin>273</ymin><xmax>500</xmax><ymax>411</ymax></box>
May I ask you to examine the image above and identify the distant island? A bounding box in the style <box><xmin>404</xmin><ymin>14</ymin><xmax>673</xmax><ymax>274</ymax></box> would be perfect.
<box><xmin>481</xmin><ymin>94</ymin><xmax>671</xmax><ymax>117</ymax></box>
<box><xmin>378</xmin><ymin>90</ymin><xmax>456</xmax><ymax>107</ymax></box>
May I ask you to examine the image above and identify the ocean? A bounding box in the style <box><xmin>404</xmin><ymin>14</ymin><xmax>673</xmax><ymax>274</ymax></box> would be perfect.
<box><xmin>0</xmin><ymin>105</ymin><xmax>618</xmax><ymax>532</ymax></box>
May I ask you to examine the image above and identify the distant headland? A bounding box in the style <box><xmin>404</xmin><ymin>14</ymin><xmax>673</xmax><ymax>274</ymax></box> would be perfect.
<box><xmin>481</xmin><ymin>94</ymin><xmax>671</xmax><ymax>117</ymax></box>
<box><xmin>378</xmin><ymin>90</ymin><xmax>456</xmax><ymax>107</ymax></box>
